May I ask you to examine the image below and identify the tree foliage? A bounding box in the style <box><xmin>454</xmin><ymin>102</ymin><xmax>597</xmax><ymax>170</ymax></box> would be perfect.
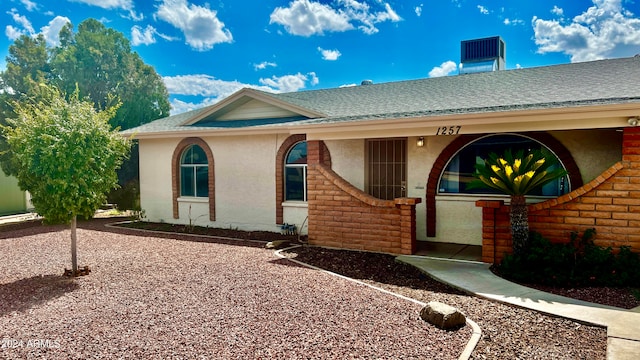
<box><xmin>467</xmin><ymin>148</ymin><xmax>568</xmax><ymax>196</ymax></box>
<box><xmin>1</xmin><ymin>19</ymin><xmax>170</xmax><ymax>131</ymax></box>
<box><xmin>468</xmin><ymin>148</ymin><xmax>567</xmax><ymax>255</ymax></box>
<box><xmin>2</xmin><ymin>84</ymin><xmax>130</xmax><ymax>223</ymax></box>
<box><xmin>0</xmin><ymin>18</ymin><xmax>170</xmax><ymax>208</ymax></box>
<box><xmin>2</xmin><ymin>84</ymin><xmax>130</xmax><ymax>274</ymax></box>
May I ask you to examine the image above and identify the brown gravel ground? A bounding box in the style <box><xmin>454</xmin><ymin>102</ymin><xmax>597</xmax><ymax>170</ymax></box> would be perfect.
<box><xmin>1</xmin><ymin>219</ymin><xmax>468</xmax><ymax>359</ymax></box>
<box><xmin>124</xmin><ymin>220</ymin><xmax>640</xmax><ymax>309</ymax></box>
<box><xmin>1</xmin><ymin>219</ymin><xmax>607</xmax><ymax>359</ymax></box>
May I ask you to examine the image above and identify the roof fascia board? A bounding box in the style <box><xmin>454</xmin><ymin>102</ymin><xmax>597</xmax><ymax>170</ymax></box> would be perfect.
<box><xmin>302</xmin><ymin>103</ymin><xmax>640</xmax><ymax>140</ymax></box>
<box><xmin>127</xmin><ymin>127</ymin><xmax>294</xmax><ymax>140</ymax></box>
<box><xmin>181</xmin><ymin>88</ymin><xmax>326</xmax><ymax>126</ymax></box>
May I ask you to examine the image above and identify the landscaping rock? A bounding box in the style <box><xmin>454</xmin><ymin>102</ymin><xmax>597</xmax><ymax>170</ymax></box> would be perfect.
<box><xmin>265</xmin><ymin>240</ymin><xmax>290</xmax><ymax>249</ymax></box>
<box><xmin>420</xmin><ymin>301</ymin><xmax>466</xmax><ymax>330</ymax></box>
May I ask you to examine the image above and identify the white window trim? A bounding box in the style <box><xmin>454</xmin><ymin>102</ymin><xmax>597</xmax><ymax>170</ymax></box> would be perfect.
<box><xmin>282</xmin><ymin>201</ymin><xmax>309</xmax><ymax>208</ymax></box>
<box><xmin>177</xmin><ymin>197</ymin><xmax>209</xmax><ymax>203</ymax></box>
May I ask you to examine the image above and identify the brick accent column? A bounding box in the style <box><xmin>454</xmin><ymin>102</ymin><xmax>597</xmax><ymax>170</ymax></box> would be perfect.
<box><xmin>623</xmin><ymin>127</ymin><xmax>640</xmax><ymax>167</ymax></box>
<box><xmin>475</xmin><ymin>200</ymin><xmax>511</xmax><ymax>263</ymax></box>
<box><xmin>307</xmin><ymin>140</ymin><xmax>421</xmax><ymax>255</ymax></box>
<box><xmin>396</xmin><ymin>198</ymin><xmax>422</xmax><ymax>254</ymax></box>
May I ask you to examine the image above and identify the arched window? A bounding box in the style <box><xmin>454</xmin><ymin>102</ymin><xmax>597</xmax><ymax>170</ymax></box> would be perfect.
<box><xmin>438</xmin><ymin>134</ymin><xmax>570</xmax><ymax>196</ymax></box>
<box><xmin>180</xmin><ymin>144</ymin><xmax>209</xmax><ymax>197</ymax></box>
<box><xmin>284</xmin><ymin>141</ymin><xmax>307</xmax><ymax>201</ymax></box>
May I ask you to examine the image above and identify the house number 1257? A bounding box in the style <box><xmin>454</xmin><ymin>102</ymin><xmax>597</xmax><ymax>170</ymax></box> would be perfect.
<box><xmin>436</xmin><ymin>126</ymin><xmax>461</xmax><ymax>136</ymax></box>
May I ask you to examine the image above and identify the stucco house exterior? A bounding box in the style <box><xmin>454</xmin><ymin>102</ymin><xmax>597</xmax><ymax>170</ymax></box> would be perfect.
<box><xmin>124</xmin><ymin>56</ymin><xmax>640</xmax><ymax>263</ymax></box>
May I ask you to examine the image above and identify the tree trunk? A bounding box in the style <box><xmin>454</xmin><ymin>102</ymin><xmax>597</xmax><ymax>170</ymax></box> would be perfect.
<box><xmin>510</xmin><ymin>195</ymin><xmax>529</xmax><ymax>256</ymax></box>
<box><xmin>71</xmin><ymin>215</ymin><xmax>78</xmax><ymax>275</ymax></box>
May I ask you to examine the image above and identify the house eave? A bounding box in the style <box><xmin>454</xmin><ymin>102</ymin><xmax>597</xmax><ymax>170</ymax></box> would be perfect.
<box><xmin>301</xmin><ymin>102</ymin><xmax>640</xmax><ymax>140</ymax></box>
<box><xmin>125</xmin><ymin>126</ymin><xmax>294</xmax><ymax>140</ymax></box>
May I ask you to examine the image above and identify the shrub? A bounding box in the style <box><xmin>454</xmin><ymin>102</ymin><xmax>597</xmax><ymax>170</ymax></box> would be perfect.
<box><xmin>495</xmin><ymin>229</ymin><xmax>640</xmax><ymax>287</ymax></box>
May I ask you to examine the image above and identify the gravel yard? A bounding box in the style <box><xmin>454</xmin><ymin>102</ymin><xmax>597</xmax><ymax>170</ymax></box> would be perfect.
<box><xmin>284</xmin><ymin>246</ymin><xmax>608</xmax><ymax>360</ymax></box>
<box><xmin>1</xmin><ymin>220</ymin><xmax>469</xmax><ymax>359</ymax></box>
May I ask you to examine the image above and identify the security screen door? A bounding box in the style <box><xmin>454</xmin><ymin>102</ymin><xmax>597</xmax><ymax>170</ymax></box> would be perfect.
<box><xmin>366</xmin><ymin>138</ymin><xmax>407</xmax><ymax>200</ymax></box>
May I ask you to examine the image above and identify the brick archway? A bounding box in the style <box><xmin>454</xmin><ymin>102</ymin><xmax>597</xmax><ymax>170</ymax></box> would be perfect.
<box><xmin>171</xmin><ymin>137</ymin><xmax>215</xmax><ymax>221</ymax></box>
<box><xmin>425</xmin><ymin>132</ymin><xmax>583</xmax><ymax>237</ymax></box>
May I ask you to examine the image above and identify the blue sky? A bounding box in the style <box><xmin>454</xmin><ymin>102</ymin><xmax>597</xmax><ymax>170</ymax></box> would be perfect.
<box><xmin>2</xmin><ymin>0</ymin><xmax>640</xmax><ymax>115</ymax></box>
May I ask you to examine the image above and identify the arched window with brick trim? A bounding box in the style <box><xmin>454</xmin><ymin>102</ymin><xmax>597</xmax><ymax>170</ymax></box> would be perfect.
<box><xmin>439</xmin><ymin>134</ymin><xmax>570</xmax><ymax>196</ymax></box>
<box><xmin>276</xmin><ymin>135</ymin><xmax>332</xmax><ymax>224</ymax></box>
<box><xmin>172</xmin><ymin>138</ymin><xmax>215</xmax><ymax>221</ymax></box>
<box><xmin>425</xmin><ymin>132</ymin><xmax>582</xmax><ymax>237</ymax></box>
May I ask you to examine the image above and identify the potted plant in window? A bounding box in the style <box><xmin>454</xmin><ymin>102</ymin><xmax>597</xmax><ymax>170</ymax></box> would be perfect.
<box><xmin>468</xmin><ymin>149</ymin><xmax>567</xmax><ymax>255</ymax></box>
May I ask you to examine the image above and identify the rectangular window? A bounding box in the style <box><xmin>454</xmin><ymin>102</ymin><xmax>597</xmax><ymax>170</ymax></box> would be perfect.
<box><xmin>285</xmin><ymin>166</ymin><xmax>306</xmax><ymax>201</ymax></box>
<box><xmin>181</xmin><ymin>167</ymin><xmax>195</xmax><ymax>197</ymax></box>
<box><xmin>195</xmin><ymin>167</ymin><xmax>209</xmax><ymax>197</ymax></box>
<box><xmin>366</xmin><ymin>138</ymin><xmax>407</xmax><ymax>200</ymax></box>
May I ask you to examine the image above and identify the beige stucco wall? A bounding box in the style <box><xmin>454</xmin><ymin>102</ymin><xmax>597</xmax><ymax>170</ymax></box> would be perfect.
<box><xmin>324</xmin><ymin>139</ymin><xmax>365</xmax><ymax>190</ymax></box>
<box><xmin>139</xmin><ymin>134</ymin><xmax>305</xmax><ymax>233</ymax></box>
<box><xmin>550</xmin><ymin>129</ymin><xmax>622</xmax><ymax>183</ymax></box>
<box><xmin>139</xmin><ymin>138</ymin><xmax>176</xmax><ymax>223</ymax></box>
<box><xmin>138</xmin><ymin>129</ymin><xmax>622</xmax><ymax>245</ymax></box>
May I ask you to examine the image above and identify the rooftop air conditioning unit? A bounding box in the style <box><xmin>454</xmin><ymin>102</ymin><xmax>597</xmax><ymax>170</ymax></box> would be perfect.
<box><xmin>460</xmin><ymin>36</ymin><xmax>505</xmax><ymax>74</ymax></box>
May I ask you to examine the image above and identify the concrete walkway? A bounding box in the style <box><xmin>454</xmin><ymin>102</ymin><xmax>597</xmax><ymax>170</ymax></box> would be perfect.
<box><xmin>396</xmin><ymin>255</ymin><xmax>640</xmax><ymax>360</ymax></box>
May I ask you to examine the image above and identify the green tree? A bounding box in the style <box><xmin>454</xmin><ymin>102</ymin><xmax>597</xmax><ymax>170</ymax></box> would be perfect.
<box><xmin>2</xmin><ymin>84</ymin><xmax>130</xmax><ymax>275</ymax></box>
<box><xmin>1</xmin><ymin>19</ymin><xmax>170</xmax><ymax>209</ymax></box>
<box><xmin>468</xmin><ymin>149</ymin><xmax>567</xmax><ymax>255</ymax></box>
<box><xmin>50</xmin><ymin>19</ymin><xmax>170</xmax><ymax>130</ymax></box>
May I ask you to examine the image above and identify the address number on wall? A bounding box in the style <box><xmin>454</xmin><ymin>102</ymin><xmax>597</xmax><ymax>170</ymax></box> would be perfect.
<box><xmin>435</xmin><ymin>126</ymin><xmax>461</xmax><ymax>136</ymax></box>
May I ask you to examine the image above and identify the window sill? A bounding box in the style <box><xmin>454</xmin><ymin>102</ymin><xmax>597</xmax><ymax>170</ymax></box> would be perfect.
<box><xmin>282</xmin><ymin>201</ymin><xmax>308</xmax><ymax>208</ymax></box>
<box><xmin>177</xmin><ymin>197</ymin><xmax>209</xmax><ymax>203</ymax></box>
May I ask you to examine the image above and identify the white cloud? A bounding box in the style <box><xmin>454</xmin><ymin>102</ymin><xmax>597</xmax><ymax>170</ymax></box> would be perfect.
<box><xmin>156</xmin><ymin>0</ymin><xmax>233</xmax><ymax>51</ymax></box>
<box><xmin>131</xmin><ymin>25</ymin><xmax>156</xmax><ymax>46</ymax></box>
<box><xmin>269</xmin><ymin>0</ymin><xmax>401</xmax><ymax>36</ymax></box>
<box><xmin>169</xmin><ymin>97</ymin><xmax>220</xmax><ymax>115</ymax></box>
<box><xmin>259</xmin><ymin>72</ymin><xmax>318</xmax><ymax>92</ymax></box>
<box><xmin>415</xmin><ymin>4</ymin><xmax>423</xmax><ymax>17</ymax></box>
<box><xmin>20</xmin><ymin>0</ymin><xmax>38</xmax><ymax>11</ymax></box>
<box><xmin>551</xmin><ymin>6</ymin><xmax>564</xmax><ymax>17</ymax></box>
<box><xmin>68</xmin><ymin>0</ymin><xmax>132</xmax><ymax>10</ymax></box>
<box><xmin>269</xmin><ymin>0</ymin><xmax>353</xmax><ymax>36</ymax></box>
<box><xmin>5</xmin><ymin>25</ymin><xmax>23</xmax><ymax>41</ymax></box>
<box><xmin>254</xmin><ymin>61</ymin><xmax>277</xmax><ymax>70</ymax></box>
<box><xmin>68</xmin><ymin>0</ymin><xmax>141</xmax><ymax>20</ymax></box>
<box><xmin>428</xmin><ymin>60</ymin><xmax>458</xmax><ymax>77</ymax></box>
<box><xmin>533</xmin><ymin>0</ymin><xmax>640</xmax><ymax>62</ymax></box>
<box><xmin>164</xmin><ymin>72</ymin><xmax>318</xmax><ymax>114</ymax></box>
<box><xmin>308</xmin><ymin>71</ymin><xmax>319</xmax><ymax>85</ymax></box>
<box><xmin>6</xmin><ymin>8</ymin><xmax>35</xmax><ymax>38</ymax></box>
<box><xmin>504</xmin><ymin>18</ymin><xmax>524</xmax><ymax>26</ymax></box>
<box><xmin>5</xmin><ymin>9</ymin><xmax>70</xmax><ymax>46</ymax></box>
<box><xmin>318</xmin><ymin>47</ymin><xmax>341</xmax><ymax>60</ymax></box>
<box><xmin>40</xmin><ymin>16</ymin><xmax>71</xmax><ymax>46</ymax></box>
<box><xmin>163</xmin><ymin>75</ymin><xmax>263</xmax><ymax>98</ymax></box>
<box><xmin>477</xmin><ymin>5</ymin><xmax>489</xmax><ymax>15</ymax></box>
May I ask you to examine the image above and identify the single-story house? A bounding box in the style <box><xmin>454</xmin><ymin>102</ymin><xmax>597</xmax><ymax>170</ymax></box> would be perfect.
<box><xmin>123</xmin><ymin>55</ymin><xmax>640</xmax><ymax>263</ymax></box>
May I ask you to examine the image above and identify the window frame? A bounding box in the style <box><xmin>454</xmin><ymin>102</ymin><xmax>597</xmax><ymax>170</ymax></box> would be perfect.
<box><xmin>437</xmin><ymin>133</ymin><xmax>570</xmax><ymax>197</ymax></box>
<box><xmin>284</xmin><ymin>141</ymin><xmax>308</xmax><ymax>202</ymax></box>
<box><xmin>179</xmin><ymin>144</ymin><xmax>209</xmax><ymax>198</ymax></box>
<box><xmin>171</xmin><ymin>137</ymin><xmax>215</xmax><ymax>221</ymax></box>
